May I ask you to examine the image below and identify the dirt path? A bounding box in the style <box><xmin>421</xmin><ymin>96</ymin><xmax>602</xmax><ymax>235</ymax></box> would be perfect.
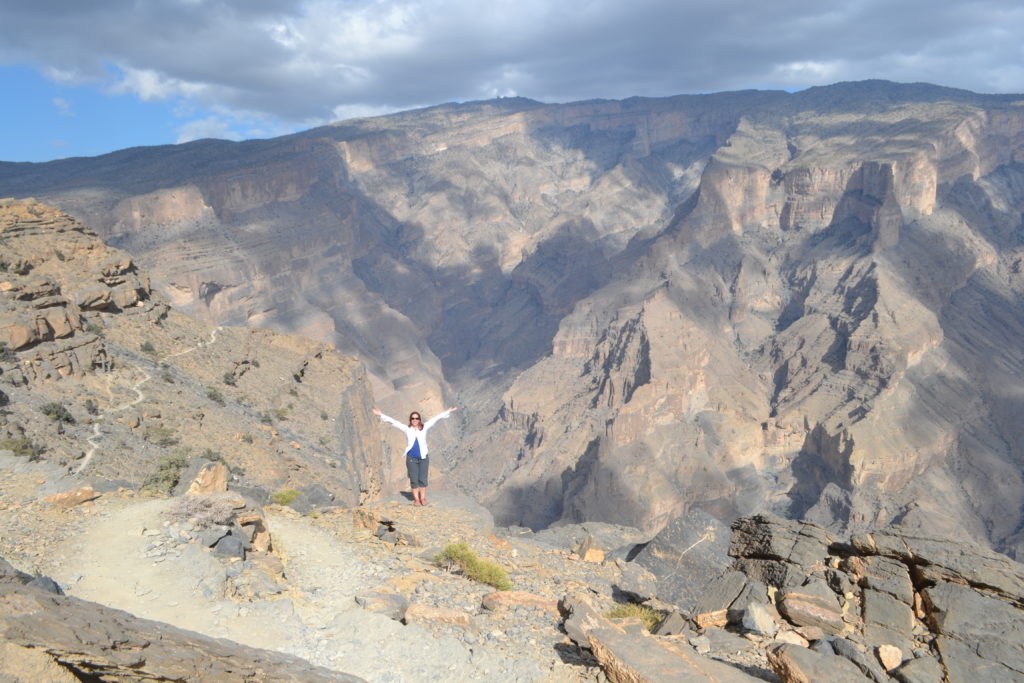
<box><xmin>39</xmin><ymin>497</ymin><xmax>524</xmax><ymax>681</ymax></box>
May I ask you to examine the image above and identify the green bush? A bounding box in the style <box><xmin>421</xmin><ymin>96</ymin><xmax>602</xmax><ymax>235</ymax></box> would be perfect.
<box><xmin>0</xmin><ymin>437</ymin><xmax>42</xmax><ymax>459</ymax></box>
<box><xmin>206</xmin><ymin>386</ymin><xmax>225</xmax><ymax>406</ymax></box>
<box><xmin>604</xmin><ymin>603</ymin><xmax>666</xmax><ymax>632</ymax></box>
<box><xmin>271</xmin><ymin>488</ymin><xmax>300</xmax><ymax>505</ymax></box>
<box><xmin>0</xmin><ymin>342</ymin><xmax>17</xmax><ymax>362</ymax></box>
<box><xmin>201</xmin><ymin>448</ymin><xmax>222</xmax><ymax>462</ymax></box>
<box><xmin>140</xmin><ymin>340</ymin><xmax>157</xmax><ymax>356</ymax></box>
<box><xmin>40</xmin><ymin>402</ymin><xmax>75</xmax><ymax>424</ymax></box>
<box><xmin>85</xmin><ymin>321</ymin><xmax>104</xmax><ymax>337</ymax></box>
<box><xmin>222</xmin><ymin>372</ymin><xmax>237</xmax><ymax>386</ymax></box>
<box><xmin>143</xmin><ymin>424</ymin><xmax>179</xmax><ymax>447</ymax></box>
<box><xmin>434</xmin><ymin>542</ymin><xmax>512</xmax><ymax>591</ymax></box>
<box><xmin>141</xmin><ymin>452</ymin><xmax>189</xmax><ymax>495</ymax></box>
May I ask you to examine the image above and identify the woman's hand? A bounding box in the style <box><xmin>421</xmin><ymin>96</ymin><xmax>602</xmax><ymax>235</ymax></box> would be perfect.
<box><xmin>372</xmin><ymin>407</ymin><xmax>382</xmax><ymax>416</ymax></box>
<box><xmin>447</xmin><ymin>406</ymin><xmax>458</xmax><ymax>412</ymax></box>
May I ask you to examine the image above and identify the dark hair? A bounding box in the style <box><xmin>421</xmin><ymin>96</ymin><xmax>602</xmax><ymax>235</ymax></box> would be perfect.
<box><xmin>408</xmin><ymin>411</ymin><xmax>422</xmax><ymax>428</ymax></box>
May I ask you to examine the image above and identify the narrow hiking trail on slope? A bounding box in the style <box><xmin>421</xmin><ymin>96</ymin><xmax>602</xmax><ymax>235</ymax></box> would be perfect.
<box><xmin>76</xmin><ymin>327</ymin><xmax>221</xmax><ymax>476</ymax></box>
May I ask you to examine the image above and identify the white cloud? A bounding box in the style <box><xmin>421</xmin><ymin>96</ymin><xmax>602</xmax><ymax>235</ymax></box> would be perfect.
<box><xmin>175</xmin><ymin>116</ymin><xmax>243</xmax><ymax>143</ymax></box>
<box><xmin>110</xmin><ymin>67</ymin><xmax>207</xmax><ymax>101</ymax></box>
<box><xmin>331</xmin><ymin>103</ymin><xmax>403</xmax><ymax>121</ymax></box>
<box><xmin>52</xmin><ymin>97</ymin><xmax>73</xmax><ymax>116</ymax></box>
<box><xmin>1</xmin><ymin>0</ymin><xmax>1022</xmax><ymax>138</ymax></box>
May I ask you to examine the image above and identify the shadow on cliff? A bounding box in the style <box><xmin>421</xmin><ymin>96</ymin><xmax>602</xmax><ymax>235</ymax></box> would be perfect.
<box><xmin>354</xmin><ymin>218</ymin><xmax>635</xmax><ymax>378</ymax></box>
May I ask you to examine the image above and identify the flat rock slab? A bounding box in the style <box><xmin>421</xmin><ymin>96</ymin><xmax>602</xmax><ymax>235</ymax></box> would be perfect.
<box><xmin>852</xmin><ymin>530</ymin><xmax>1024</xmax><ymax>598</ymax></box>
<box><xmin>692</xmin><ymin>569</ymin><xmax>748</xmax><ymax>628</ymax></box>
<box><xmin>0</xmin><ymin>581</ymin><xmax>362</xmax><ymax>682</ymax></box>
<box><xmin>587</xmin><ymin>624</ymin><xmax>761</xmax><ymax>682</ymax></box>
<box><xmin>924</xmin><ymin>581</ymin><xmax>1024</xmax><ymax>675</ymax></box>
<box><xmin>632</xmin><ymin>510</ymin><xmax>732</xmax><ymax>612</ymax></box>
<box><xmin>778</xmin><ymin>578</ymin><xmax>846</xmax><ymax>635</ymax></box>
<box><xmin>481</xmin><ymin>590</ymin><xmax>558</xmax><ymax>613</ymax></box>
<box><xmin>768</xmin><ymin>643</ymin><xmax>873</xmax><ymax>683</ymax></box>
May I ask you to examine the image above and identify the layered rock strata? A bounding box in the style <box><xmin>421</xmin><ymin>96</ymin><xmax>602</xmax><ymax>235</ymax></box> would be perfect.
<box><xmin>562</xmin><ymin>512</ymin><xmax>1024</xmax><ymax>682</ymax></box>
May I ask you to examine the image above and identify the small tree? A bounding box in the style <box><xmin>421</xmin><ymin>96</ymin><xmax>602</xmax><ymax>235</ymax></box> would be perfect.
<box><xmin>40</xmin><ymin>402</ymin><xmax>75</xmax><ymax>424</ymax></box>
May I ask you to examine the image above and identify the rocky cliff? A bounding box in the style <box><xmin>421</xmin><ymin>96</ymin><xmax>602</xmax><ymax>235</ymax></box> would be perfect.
<box><xmin>2</xmin><ymin>80</ymin><xmax>1023</xmax><ymax>556</ymax></box>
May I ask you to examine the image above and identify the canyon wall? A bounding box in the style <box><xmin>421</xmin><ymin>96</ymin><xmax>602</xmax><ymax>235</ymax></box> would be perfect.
<box><xmin>3</xmin><ymin>81</ymin><xmax>1023</xmax><ymax>555</ymax></box>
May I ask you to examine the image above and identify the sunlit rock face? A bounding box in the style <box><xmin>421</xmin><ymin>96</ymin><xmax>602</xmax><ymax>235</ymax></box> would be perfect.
<box><xmin>4</xmin><ymin>81</ymin><xmax>1024</xmax><ymax>556</ymax></box>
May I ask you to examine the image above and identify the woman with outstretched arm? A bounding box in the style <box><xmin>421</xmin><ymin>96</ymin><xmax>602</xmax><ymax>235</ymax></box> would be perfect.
<box><xmin>372</xmin><ymin>406</ymin><xmax>457</xmax><ymax>506</ymax></box>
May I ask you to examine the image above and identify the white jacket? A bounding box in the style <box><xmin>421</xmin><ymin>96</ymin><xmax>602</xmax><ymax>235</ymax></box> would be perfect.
<box><xmin>378</xmin><ymin>409</ymin><xmax>454</xmax><ymax>458</ymax></box>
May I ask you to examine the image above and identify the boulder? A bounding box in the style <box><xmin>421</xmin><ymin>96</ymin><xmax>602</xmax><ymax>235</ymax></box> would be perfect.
<box><xmin>652</xmin><ymin>610</ymin><xmax>689</xmax><ymax>636</ymax></box>
<box><xmin>777</xmin><ymin>577</ymin><xmax>846</xmax><ymax>635</ymax></box>
<box><xmin>43</xmin><ymin>486</ymin><xmax>100</xmax><ymax>509</ymax></box>
<box><xmin>354</xmin><ymin>591</ymin><xmax>408</xmax><ymax>621</ymax></box>
<box><xmin>691</xmin><ymin>570</ymin><xmax>748</xmax><ymax>628</ymax></box>
<box><xmin>876</xmin><ymin>644</ymin><xmax>903</xmax><ymax>671</ymax></box>
<box><xmin>289</xmin><ymin>484</ymin><xmax>336</xmax><ymax>514</ymax></box>
<box><xmin>768</xmin><ymin>643</ymin><xmax>874</xmax><ymax>683</ymax></box>
<box><xmin>213</xmin><ymin>534</ymin><xmax>246</xmax><ymax>559</ymax></box>
<box><xmin>892</xmin><ymin>655</ymin><xmax>945</xmax><ymax>683</ymax></box>
<box><xmin>741</xmin><ymin>601</ymin><xmax>779</xmax><ymax>637</ymax></box>
<box><xmin>631</xmin><ymin>510</ymin><xmax>732</xmax><ymax>611</ymax></box>
<box><xmin>559</xmin><ymin>591</ymin><xmax>606</xmax><ymax>647</ymax></box>
<box><xmin>185</xmin><ymin>461</ymin><xmax>229</xmax><ymax>495</ymax></box>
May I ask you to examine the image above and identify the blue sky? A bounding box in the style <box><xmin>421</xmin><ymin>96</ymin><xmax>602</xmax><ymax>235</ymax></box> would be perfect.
<box><xmin>2</xmin><ymin>0</ymin><xmax>1023</xmax><ymax>163</ymax></box>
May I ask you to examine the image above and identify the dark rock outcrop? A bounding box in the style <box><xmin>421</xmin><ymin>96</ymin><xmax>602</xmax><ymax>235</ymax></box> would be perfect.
<box><xmin>0</xmin><ymin>558</ymin><xmax>363</xmax><ymax>682</ymax></box>
<box><xmin>568</xmin><ymin>513</ymin><xmax>1024</xmax><ymax>682</ymax></box>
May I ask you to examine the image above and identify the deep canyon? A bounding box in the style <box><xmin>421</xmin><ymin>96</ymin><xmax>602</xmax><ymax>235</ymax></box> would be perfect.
<box><xmin>3</xmin><ymin>79</ymin><xmax>1024</xmax><ymax>557</ymax></box>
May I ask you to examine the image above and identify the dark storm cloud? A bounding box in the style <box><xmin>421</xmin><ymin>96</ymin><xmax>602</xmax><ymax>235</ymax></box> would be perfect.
<box><xmin>2</xmin><ymin>0</ymin><xmax>1021</xmax><ymax>133</ymax></box>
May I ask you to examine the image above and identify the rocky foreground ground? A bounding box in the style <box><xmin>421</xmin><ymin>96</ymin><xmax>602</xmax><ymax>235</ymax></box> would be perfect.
<box><xmin>3</xmin><ymin>452</ymin><xmax>1024</xmax><ymax>682</ymax></box>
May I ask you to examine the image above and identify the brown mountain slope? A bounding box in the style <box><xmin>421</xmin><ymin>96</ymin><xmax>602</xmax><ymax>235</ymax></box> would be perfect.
<box><xmin>2</xmin><ymin>81</ymin><xmax>1023</xmax><ymax>556</ymax></box>
<box><xmin>0</xmin><ymin>199</ymin><xmax>386</xmax><ymax>506</ymax></box>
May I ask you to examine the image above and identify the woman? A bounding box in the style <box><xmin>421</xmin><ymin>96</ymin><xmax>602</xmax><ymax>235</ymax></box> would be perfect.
<box><xmin>372</xmin><ymin>405</ymin><xmax>457</xmax><ymax>506</ymax></box>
